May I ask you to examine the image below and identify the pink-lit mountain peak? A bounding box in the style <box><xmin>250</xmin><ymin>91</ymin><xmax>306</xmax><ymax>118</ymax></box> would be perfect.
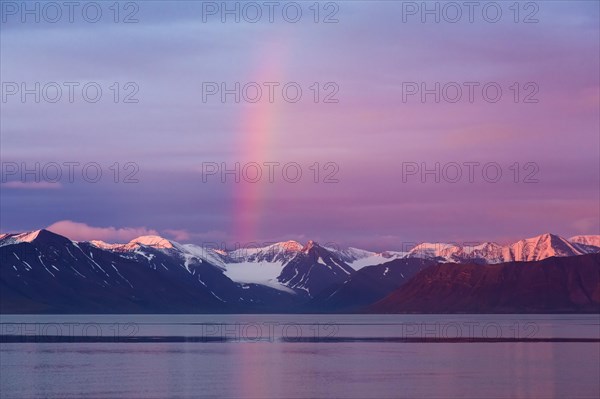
<box><xmin>87</xmin><ymin>235</ymin><xmax>175</xmax><ymax>251</ymax></box>
<box><xmin>504</xmin><ymin>233</ymin><xmax>585</xmax><ymax>262</ymax></box>
<box><xmin>127</xmin><ymin>235</ymin><xmax>174</xmax><ymax>249</ymax></box>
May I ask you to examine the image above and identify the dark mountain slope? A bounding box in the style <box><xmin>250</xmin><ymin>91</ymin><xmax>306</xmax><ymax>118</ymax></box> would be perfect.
<box><xmin>370</xmin><ymin>254</ymin><xmax>600</xmax><ymax>313</ymax></box>
<box><xmin>310</xmin><ymin>258</ymin><xmax>437</xmax><ymax>311</ymax></box>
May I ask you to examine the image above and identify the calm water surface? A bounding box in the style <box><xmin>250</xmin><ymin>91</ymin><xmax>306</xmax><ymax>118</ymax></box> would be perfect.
<box><xmin>1</xmin><ymin>315</ymin><xmax>599</xmax><ymax>399</ymax></box>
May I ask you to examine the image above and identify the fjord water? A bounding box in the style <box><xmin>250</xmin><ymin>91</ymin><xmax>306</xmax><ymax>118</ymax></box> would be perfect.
<box><xmin>1</xmin><ymin>315</ymin><xmax>599</xmax><ymax>399</ymax></box>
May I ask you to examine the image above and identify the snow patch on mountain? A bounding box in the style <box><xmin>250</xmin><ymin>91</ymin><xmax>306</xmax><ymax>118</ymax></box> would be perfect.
<box><xmin>89</xmin><ymin>240</ymin><xmax>122</xmax><ymax>250</ymax></box>
<box><xmin>569</xmin><ymin>235</ymin><xmax>600</xmax><ymax>248</ymax></box>
<box><xmin>175</xmin><ymin>243</ymin><xmax>228</xmax><ymax>270</ymax></box>
<box><xmin>127</xmin><ymin>235</ymin><xmax>174</xmax><ymax>249</ymax></box>
<box><xmin>327</xmin><ymin>246</ymin><xmax>408</xmax><ymax>270</ymax></box>
<box><xmin>223</xmin><ymin>260</ymin><xmax>295</xmax><ymax>293</ymax></box>
<box><xmin>347</xmin><ymin>252</ymin><xmax>407</xmax><ymax>269</ymax></box>
<box><xmin>0</xmin><ymin>230</ymin><xmax>43</xmax><ymax>247</ymax></box>
<box><xmin>229</xmin><ymin>240</ymin><xmax>303</xmax><ymax>264</ymax></box>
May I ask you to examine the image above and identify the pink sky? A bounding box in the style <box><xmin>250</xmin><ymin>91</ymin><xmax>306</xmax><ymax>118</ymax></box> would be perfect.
<box><xmin>1</xmin><ymin>1</ymin><xmax>598</xmax><ymax>250</ymax></box>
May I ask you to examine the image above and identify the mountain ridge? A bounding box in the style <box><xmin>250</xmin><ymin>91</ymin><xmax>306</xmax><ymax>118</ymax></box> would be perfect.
<box><xmin>5</xmin><ymin>229</ymin><xmax>596</xmax><ymax>262</ymax></box>
<box><xmin>1</xmin><ymin>229</ymin><xmax>599</xmax><ymax>314</ymax></box>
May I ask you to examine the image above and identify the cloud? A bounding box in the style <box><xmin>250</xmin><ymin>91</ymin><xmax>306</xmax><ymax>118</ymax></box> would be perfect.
<box><xmin>46</xmin><ymin>220</ymin><xmax>159</xmax><ymax>243</ymax></box>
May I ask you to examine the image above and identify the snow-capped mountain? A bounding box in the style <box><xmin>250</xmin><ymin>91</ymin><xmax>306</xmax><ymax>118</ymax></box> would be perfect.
<box><xmin>407</xmin><ymin>241</ymin><xmax>506</xmax><ymax>264</ymax></box>
<box><xmin>86</xmin><ymin>236</ymin><xmax>361</xmax><ymax>295</ymax></box>
<box><xmin>229</xmin><ymin>240</ymin><xmax>304</xmax><ymax>263</ymax></box>
<box><xmin>0</xmin><ymin>230</ymin><xmax>50</xmax><ymax>247</ymax></box>
<box><xmin>90</xmin><ymin>235</ymin><xmax>227</xmax><ymax>271</ymax></box>
<box><xmin>327</xmin><ymin>246</ymin><xmax>407</xmax><ymax>270</ymax></box>
<box><xmin>0</xmin><ymin>229</ymin><xmax>223</xmax><ymax>312</ymax></box>
<box><xmin>501</xmin><ymin>233</ymin><xmax>596</xmax><ymax>262</ymax></box>
<box><xmin>405</xmin><ymin>233</ymin><xmax>599</xmax><ymax>264</ymax></box>
<box><xmin>408</xmin><ymin>242</ymin><xmax>462</xmax><ymax>261</ymax></box>
<box><xmin>277</xmin><ymin>241</ymin><xmax>355</xmax><ymax>297</ymax></box>
<box><xmin>80</xmin><ymin>231</ymin><xmax>600</xmax><ymax>272</ymax></box>
<box><xmin>1</xmin><ymin>229</ymin><xmax>598</xmax><ymax>313</ymax></box>
<box><xmin>0</xmin><ymin>230</ymin><xmax>304</xmax><ymax>313</ymax></box>
<box><xmin>569</xmin><ymin>235</ymin><xmax>600</xmax><ymax>249</ymax></box>
<box><xmin>89</xmin><ymin>235</ymin><xmax>176</xmax><ymax>255</ymax></box>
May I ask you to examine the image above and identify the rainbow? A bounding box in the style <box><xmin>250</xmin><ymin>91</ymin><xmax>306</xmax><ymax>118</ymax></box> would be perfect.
<box><xmin>232</xmin><ymin>38</ymin><xmax>291</xmax><ymax>245</ymax></box>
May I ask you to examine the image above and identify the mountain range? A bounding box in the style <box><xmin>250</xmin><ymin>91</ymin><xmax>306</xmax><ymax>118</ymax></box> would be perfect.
<box><xmin>0</xmin><ymin>230</ymin><xmax>598</xmax><ymax>313</ymax></box>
